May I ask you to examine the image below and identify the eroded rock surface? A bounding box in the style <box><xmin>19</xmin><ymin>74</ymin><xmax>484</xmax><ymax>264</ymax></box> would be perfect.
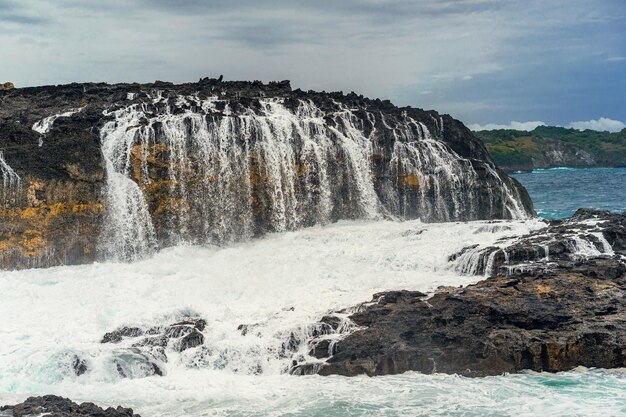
<box><xmin>450</xmin><ymin>209</ymin><xmax>626</xmax><ymax>276</ymax></box>
<box><xmin>300</xmin><ymin>211</ymin><xmax>626</xmax><ymax>377</ymax></box>
<box><xmin>95</xmin><ymin>317</ymin><xmax>207</xmax><ymax>378</ymax></box>
<box><xmin>0</xmin><ymin>395</ymin><xmax>140</xmax><ymax>417</ymax></box>
<box><xmin>1</xmin><ymin>78</ymin><xmax>533</xmax><ymax>270</ymax></box>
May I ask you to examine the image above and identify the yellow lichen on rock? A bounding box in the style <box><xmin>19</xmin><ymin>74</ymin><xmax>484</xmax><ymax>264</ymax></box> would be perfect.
<box><xmin>535</xmin><ymin>283</ymin><xmax>553</xmax><ymax>295</ymax></box>
<box><xmin>26</xmin><ymin>179</ymin><xmax>46</xmax><ymax>207</ymax></box>
<box><xmin>0</xmin><ymin>186</ymin><xmax>104</xmax><ymax>269</ymax></box>
<box><xmin>399</xmin><ymin>174</ymin><xmax>420</xmax><ymax>188</ymax></box>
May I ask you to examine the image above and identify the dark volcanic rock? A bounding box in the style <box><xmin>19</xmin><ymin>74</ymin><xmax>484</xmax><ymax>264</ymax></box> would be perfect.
<box><xmin>1</xmin><ymin>78</ymin><xmax>533</xmax><ymax>270</ymax></box>
<box><xmin>177</xmin><ymin>329</ymin><xmax>205</xmax><ymax>352</ymax></box>
<box><xmin>99</xmin><ymin>317</ymin><xmax>206</xmax><ymax>378</ymax></box>
<box><xmin>450</xmin><ymin>209</ymin><xmax>626</xmax><ymax>277</ymax></box>
<box><xmin>298</xmin><ymin>212</ymin><xmax>626</xmax><ymax>377</ymax></box>
<box><xmin>101</xmin><ymin>327</ymin><xmax>146</xmax><ymax>344</ymax></box>
<box><xmin>0</xmin><ymin>395</ymin><xmax>140</xmax><ymax>417</ymax></box>
<box><xmin>309</xmin><ymin>257</ymin><xmax>625</xmax><ymax>377</ymax></box>
<box><xmin>71</xmin><ymin>355</ymin><xmax>88</xmax><ymax>376</ymax></box>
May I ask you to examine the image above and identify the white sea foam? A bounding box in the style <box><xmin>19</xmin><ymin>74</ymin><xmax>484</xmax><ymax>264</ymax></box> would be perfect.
<box><xmin>0</xmin><ymin>218</ymin><xmax>582</xmax><ymax>416</ymax></box>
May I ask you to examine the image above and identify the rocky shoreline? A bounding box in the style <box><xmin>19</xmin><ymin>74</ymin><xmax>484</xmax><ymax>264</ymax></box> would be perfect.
<box><xmin>0</xmin><ymin>395</ymin><xmax>140</xmax><ymax>417</ymax></box>
<box><xmin>293</xmin><ymin>209</ymin><xmax>626</xmax><ymax>377</ymax></box>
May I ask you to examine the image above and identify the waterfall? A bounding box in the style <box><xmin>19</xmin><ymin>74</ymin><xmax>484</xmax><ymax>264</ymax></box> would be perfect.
<box><xmin>32</xmin><ymin>108</ymin><xmax>84</xmax><ymax>146</ymax></box>
<box><xmin>99</xmin><ymin>107</ymin><xmax>157</xmax><ymax>261</ymax></box>
<box><xmin>0</xmin><ymin>150</ymin><xmax>20</xmax><ymax>204</ymax></box>
<box><xmin>32</xmin><ymin>107</ymin><xmax>84</xmax><ymax>134</ymax></box>
<box><xmin>99</xmin><ymin>92</ymin><xmax>528</xmax><ymax>260</ymax></box>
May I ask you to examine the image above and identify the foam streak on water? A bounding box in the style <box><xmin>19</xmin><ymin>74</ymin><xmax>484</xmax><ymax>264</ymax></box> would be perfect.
<box><xmin>4</xmin><ymin>219</ymin><xmax>621</xmax><ymax>417</ymax></box>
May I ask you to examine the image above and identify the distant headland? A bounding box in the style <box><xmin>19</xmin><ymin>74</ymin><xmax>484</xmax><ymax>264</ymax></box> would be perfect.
<box><xmin>475</xmin><ymin>126</ymin><xmax>626</xmax><ymax>172</ymax></box>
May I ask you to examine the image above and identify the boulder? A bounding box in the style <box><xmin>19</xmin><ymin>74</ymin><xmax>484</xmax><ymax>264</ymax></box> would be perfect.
<box><xmin>0</xmin><ymin>395</ymin><xmax>140</xmax><ymax>417</ymax></box>
<box><xmin>99</xmin><ymin>316</ymin><xmax>206</xmax><ymax>378</ymax></box>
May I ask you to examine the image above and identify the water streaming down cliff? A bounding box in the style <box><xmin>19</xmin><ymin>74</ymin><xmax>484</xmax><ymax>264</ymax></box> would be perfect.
<box><xmin>450</xmin><ymin>215</ymin><xmax>618</xmax><ymax>277</ymax></box>
<box><xmin>0</xmin><ymin>150</ymin><xmax>20</xmax><ymax>205</ymax></box>
<box><xmin>99</xmin><ymin>90</ymin><xmax>529</xmax><ymax>260</ymax></box>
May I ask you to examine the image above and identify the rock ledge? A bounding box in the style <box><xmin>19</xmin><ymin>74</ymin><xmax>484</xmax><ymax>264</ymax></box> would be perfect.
<box><xmin>0</xmin><ymin>395</ymin><xmax>140</xmax><ymax>417</ymax></box>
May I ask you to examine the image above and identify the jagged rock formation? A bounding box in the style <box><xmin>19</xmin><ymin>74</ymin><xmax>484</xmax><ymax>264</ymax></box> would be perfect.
<box><xmin>0</xmin><ymin>395</ymin><xmax>140</xmax><ymax>417</ymax></box>
<box><xmin>90</xmin><ymin>318</ymin><xmax>207</xmax><ymax>379</ymax></box>
<box><xmin>297</xmin><ymin>210</ymin><xmax>626</xmax><ymax>377</ymax></box>
<box><xmin>450</xmin><ymin>209</ymin><xmax>625</xmax><ymax>277</ymax></box>
<box><xmin>0</xmin><ymin>78</ymin><xmax>533</xmax><ymax>270</ymax></box>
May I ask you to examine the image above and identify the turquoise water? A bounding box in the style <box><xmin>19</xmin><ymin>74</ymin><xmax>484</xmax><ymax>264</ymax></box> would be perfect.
<box><xmin>511</xmin><ymin>167</ymin><xmax>626</xmax><ymax>219</ymax></box>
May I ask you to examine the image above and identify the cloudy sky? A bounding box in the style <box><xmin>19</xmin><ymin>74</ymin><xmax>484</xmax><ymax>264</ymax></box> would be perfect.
<box><xmin>1</xmin><ymin>0</ymin><xmax>625</xmax><ymax>130</ymax></box>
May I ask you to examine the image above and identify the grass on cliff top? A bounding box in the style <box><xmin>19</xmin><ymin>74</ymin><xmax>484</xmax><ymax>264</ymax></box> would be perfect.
<box><xmin>474</xmin><ymin>126</ymin><xmax>626</xmax><ymax>169</ymax></box>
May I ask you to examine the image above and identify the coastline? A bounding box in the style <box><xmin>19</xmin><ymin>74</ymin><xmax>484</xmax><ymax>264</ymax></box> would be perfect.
<box><xmin>501</xmin><ymin>165</ymin><xmax>626</xmax><ymax>174</ymax></box>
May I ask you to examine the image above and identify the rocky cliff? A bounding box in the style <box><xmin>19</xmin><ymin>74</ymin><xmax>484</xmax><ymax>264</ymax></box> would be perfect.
<box><xmin>0</xmin><ymin>78</ymin><xmax>533</xmax><ymax>270</ymax></box>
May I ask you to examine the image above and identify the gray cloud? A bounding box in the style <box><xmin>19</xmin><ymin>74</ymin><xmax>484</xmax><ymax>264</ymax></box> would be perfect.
<box><xmin>0</xmin><ymin>0</ymin><xmax>624</xmax><ymax>126</ymax></box>
<box><xmin>0</xmin><ymin>1</ymin><xmax>48</xmax><ymax>25</ymax></box>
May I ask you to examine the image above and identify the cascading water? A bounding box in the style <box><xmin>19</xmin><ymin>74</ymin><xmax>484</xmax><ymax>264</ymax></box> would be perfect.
<box><xmin>0</xmin><ymin>151</ymin><xmax>20</xmax><ymax>204</ymax></box>
<box><xmin>32</xmin><ymin>108</ymin><xmax>84</xmax><ymax>146</ymax></box>
<box><xmin>2</xmin><ymin>82</ymin><xmax>624</xmax><ymax>415</ymax></box>
<box><xmin>451</xmin><ymin>225</ymin><xmax>618</xmax><ymax>277</ymax></box>
<box><xmin>99</xmin><ymin>91</ymin><xmax>529</xmax><ymax>260</ymax></box>
<box><xmin>99</xmin><ymin>110</ymin><xmax>157</xmax><ymax>261</ymax></box>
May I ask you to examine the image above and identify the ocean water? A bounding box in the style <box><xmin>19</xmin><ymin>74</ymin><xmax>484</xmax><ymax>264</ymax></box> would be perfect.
<box><xmin>1</xmin><ymin>218</ymin><xmax>625</xmax><ymax>416</ymax></box>
<box><xmin>511</xmin><ymin>167</ymin><xmax>626</xmax><ymax>219</ymax></box>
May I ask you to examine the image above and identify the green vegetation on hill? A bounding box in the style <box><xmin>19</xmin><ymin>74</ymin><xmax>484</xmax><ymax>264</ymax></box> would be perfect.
<box><xmin>475</xmin><ymin>126</ymin><xmax>626</xmax><ymax>171</ymax></box>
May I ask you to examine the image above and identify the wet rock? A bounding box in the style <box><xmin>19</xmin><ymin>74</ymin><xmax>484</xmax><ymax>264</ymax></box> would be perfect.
<box><xmin>450</xmin><ymin>209</ymin><xmax>626</xmax><ymax>276</ymax></box>
<box><xmin>289</xmin><ymin>362</ymin><xmax>325</xmax><ymax>375</ymax></box>
<box><xmin>1</xmin><ymin>78</ymin><xmax>532</xmax><ymax>270</ymax></box>
<box><xmin>309</xmin><ymin>338</ymin><xmax>333</xmax><ymax>359</ymax></box>
<box><xmin>112</xmin><ymin>348</ymin><xmax>164</xmax><ymax>379</ymax></box>
<box><xmin>0</xmin><ymin>395</ymin><xmax>140</xmax><ymax>417</ymax></box>
<box><xmin>310</xmin><ymin>255</ymin><xmax>626</xmax><ymax>377</ymax></box>
<box><xmin>176</xmin><ymin>329</ymin><xmax>204</xmax><ymax>352</ymax></box>
<box><xmin>71</xmin><ymin>355</ymin><xmax>88</xmax><ymax>376</ymax></box>
<box><xmin>278</xmin><ymin>332</ymin><xmax>301</xmax><ymax>358</ymax></box>
<box><xmin>131</xmin><ymin>335</ymin><xmax>168</xmax><ymax>348</ymax></box>
<box><xmin>101</xmin><ymin>327</ymin><xmax>145</xmax><ymax>343</ymax></box>
<box><xmin>99</xmin><ymin>317</ymin><xmax>206</xmax><ymax>375</ymax></box>
<box><xmin>319</xmin><ymin>315</ymin><xmax>342</xmax><ymax>331</ymax></box>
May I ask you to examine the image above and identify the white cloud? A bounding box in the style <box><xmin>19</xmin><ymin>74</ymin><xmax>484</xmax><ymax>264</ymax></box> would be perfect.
<box><xmin>569</xmin><ymin>118</ymin><xmax>626</xmax><ymax>132</ymax></box>
<box><xmin>468</xmin><ymin>121</ymin><xmax>546</xmax><ymax>131</ymax></box>
<box><xmin>606</xmin><ymin>56</ymin><xmax>626</xmax><ymax>62</ymax></box>
<box><xmin>469</xmin><ymin>118</ymin><xmax>626</xmax><ymax>132</ymax></box>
